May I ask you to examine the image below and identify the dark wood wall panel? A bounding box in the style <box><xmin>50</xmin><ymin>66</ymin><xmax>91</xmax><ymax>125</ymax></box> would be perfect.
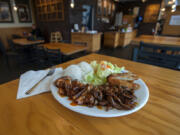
<box><xmin>34</xmin><ymin>0</ymin><xmax>70</xmax><ymax>42</ymax></box>
<box><xmin>34</xmin><ymin>0</ymin><xmax>115</xmax><ymax>42</ymax></box>
<box><xmin>116</xmin><ymin>0</ymin><xmax>162</xmax><ymax>36</ymax></box>
<box><xmin>69</xmin><ymin>0</ymin><xmax>114</xmax><ymax>32</ymax></box>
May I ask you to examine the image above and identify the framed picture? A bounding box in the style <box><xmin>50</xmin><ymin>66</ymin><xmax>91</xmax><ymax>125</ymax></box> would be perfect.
<box><xmin>143</xmin><ymin>4</ymin><xmax>160</xmax><ymax>23</ymax></box>
<box><xmin>97</xmin><ymin>0</ymin><xmax>102</xmax><ymax>16</ymax></box>
<box><xmin>0</xmin><ymin>2</ymin><xmax>13</xmax><ymax>23</ymax></box>
<box><xmin>17</xmin><ymin>4</ymin><xmax>32</xmax><ymax>22</ymax></box>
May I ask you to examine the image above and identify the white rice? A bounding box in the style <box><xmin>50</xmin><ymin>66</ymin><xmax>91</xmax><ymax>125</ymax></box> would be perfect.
<box><xmin>63</xmin><ymin>65</ymin><xmax>82</xmax><ymax>80</ymax></box>
<box><xmin>77</xmin><ymin>61</ymin><xmax>93</xmax><ymax>76</ymax></box>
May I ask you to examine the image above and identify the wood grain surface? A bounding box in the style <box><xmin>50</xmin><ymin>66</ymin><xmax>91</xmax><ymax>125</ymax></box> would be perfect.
<box><xmin>0</xmin><ymin>27</ymin><xmax>32</xmax><ymax>48</ymax></box>
<box><xmin>0</xmin><ymin>53</ymin><xmax>180</xmax><ymax>135</ymax></box>
<box><xmin>43</xmin><ymin>43</ymin><xmax>87</xmax><ymax>55</ymax></box>
<box><xmin>71</xmin><ymin>32</ymin><xmax>102</xmax><ymax>52</ymax></box>
<box><xmin>162</xmin><ymin>10</ymin><xmax>180</xmax><ymax>36</ymax></box>
<box><xmin>131</xmin><ymin>35</ymin><xmax>180</xmax><ymax>47</ymax></box>
<box><xmin>13</xmin><ymin>38</ymin><xmax>44</xmax><ymax>46</ymax></box>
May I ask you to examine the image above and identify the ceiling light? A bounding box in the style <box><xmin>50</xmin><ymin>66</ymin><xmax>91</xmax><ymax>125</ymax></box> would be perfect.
<box><xmin>171</xmin><ymin>9</ymin><xmax>176</xmax><ymax>12</ymax></box>
<box><xmin>142</xmin><ymin>0</ymin><xmax>146</xmax><ymax>3</ymax></box>
<box><xmin>104</xmin><ymin>0</ymin><xmax>107</xmax><ymax>8</ymax></box>
<box><xmin>11</xmin><ymin>0</ymin><xmax>17</xmax><ymax>11</ymax></box>
<box><xmin>70</xmin><ymin>0</ymin><xmax>74</xmax><ymax>8</ymax></box>
<box><xmin>70</xmin><ymin>3</ymin><xmax>74</xmax><ymax>8</ymax></box>
<box><xmin>172</xmin><ymin>4</ymin><xmax>176</xmax><ymax>8</ymax></box>
<box><xmin>168</xmin><ymin>1</ymin><xmax>173</xmax><ymax>5</ymax></box>
<box><xmin>13</xmin><ymin>6</ymin><xmax>17</xmax><ymax>11</ymax></box>
<box><xmin>161</xmin><ymin>8</ymin><xmax>165</xmax><ymax>11</ymax></box>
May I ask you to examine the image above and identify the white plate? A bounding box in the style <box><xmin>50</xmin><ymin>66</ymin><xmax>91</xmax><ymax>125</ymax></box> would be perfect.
<box><xmin>50</xmin><ymin>74</ymin><xmax>149</xmax><ymax>117</ymax></box>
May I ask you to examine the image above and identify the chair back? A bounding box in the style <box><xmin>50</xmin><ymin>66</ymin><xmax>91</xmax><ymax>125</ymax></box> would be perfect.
<box><xmin>24</xmin><ymin>46</ymin><xmax>47</xmax><ymax>68</ymax></box>
<box><xmin>45</xmin><ymin>48</ymin><xmax>62</xmax><ymax>66</ymax></box>
<box><xmin>12</xmin><ymin>34</ymin><xmax>22</xmax><ymax>39</ymax></box>
<box><xmin>50</xmin><ymin>32</ymin><xmax>63</xmax><ymax>43</ymax></box>
<box><xmin>0</xmin><ymin>38</ymin><xmax>6</xmax><ymax>55</ymax></box>
<box><xmin>7</xmin><ymin>38</ymin><xmax>16</xmax><ymax>51</ymax></box>
<box><xmin>32</xmin><ymin>46</ymin><xmax>46</xmax><ymax>58</ymax></box>
<box><xmin>132</xmin><ymin>42</ymin><xmax>180</xmax><ymax>70</ymax></box>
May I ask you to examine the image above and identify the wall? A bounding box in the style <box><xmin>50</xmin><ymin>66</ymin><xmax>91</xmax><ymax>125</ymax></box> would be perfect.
<box><xmin>69</xmin><ymin>0</ymin><xmax>114</xmax><ymax>32</ymax></box>
<box><xmin>0</xmin><ymin>27</ymin><xmax>32</xmax><ymax>48</ymax></box>
<box><xmin>34</xmin><ymin>0</ymin><xmax>115</xmax><ymax>42</ymax></box>
<box><xmin>0</xmin><ymin>0</ymin><xmax>35</xmax><ymax>28</ymax></box>
<box><xmin>0</xmin><ymin>0</ymin><xmax>35</xmax><ymax>48</ymax></box>
<box><xmin>116</xmin><ymin>0</ymin><xmax>162</xmax><ymax>35</ymax></box>
<box><xmin>162</xmin><ymin>6</ymin><xmax>180</xmax><ymax>36</ymax></box>
<box><xmin>34</xmin><ymin>0</ymin><xmax>70</xmax><ymax>42</ymax></box>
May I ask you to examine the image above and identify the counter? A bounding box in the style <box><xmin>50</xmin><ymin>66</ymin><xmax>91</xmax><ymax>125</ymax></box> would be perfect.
<box><xmin>71</xmin><ymin>32</ymin><xmax>102</xmax><ymax>52</ymax></box>
<box><xmin>104</xmin><ymin>31</ymin><xmax>137</xmax><ymax>48</ymax></box>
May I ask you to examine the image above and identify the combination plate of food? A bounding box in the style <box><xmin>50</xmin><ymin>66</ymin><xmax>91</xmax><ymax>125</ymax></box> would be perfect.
<box><xmin>50</xmin><ymin>61</ymin><xmax>149</xmax><ymax>117</ymax></box>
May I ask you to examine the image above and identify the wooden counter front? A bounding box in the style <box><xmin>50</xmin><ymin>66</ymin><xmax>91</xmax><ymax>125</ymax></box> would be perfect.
<box><xmin>104</xmin><ymin>31</ymin><xmax>136</xmax><ymax>48</ymax></box>
<box><xmin>103</xmin><ymin>32</ymin><xmax>119</xmax><ymax>48</ymax></box>
<box><xmin>71</xmin><ymin>32</ymin><xmax>102</xmax><ymax>52</ymax></box>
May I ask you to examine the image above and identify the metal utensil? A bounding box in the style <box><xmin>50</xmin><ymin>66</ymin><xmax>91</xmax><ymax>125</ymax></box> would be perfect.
<box><xmin>25</xmin><ymin>66</ymin><xmax>56</xmax><ymax>95</ymax></box>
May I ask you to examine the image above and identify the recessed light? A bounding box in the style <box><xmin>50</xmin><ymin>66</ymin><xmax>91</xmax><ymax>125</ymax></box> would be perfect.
<box><xmin>161</xmin><ymin>8</ymin><xmax>165</xmax><ymax>11</ymax></box>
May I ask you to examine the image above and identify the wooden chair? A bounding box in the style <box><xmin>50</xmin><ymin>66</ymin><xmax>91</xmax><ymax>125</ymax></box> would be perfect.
<box><xmin>45</xmin><ymin>48</ymin><xmax>62</xmax><ymax>66</ymax></box>
<box><xmin>7</xmin><ymin>38</ymin><xmax>25</xmax><ymax>53</ymax></box>
<box><xmin>0</xmin><ymin>38</ymin><xmax>25</xmax><ymax>70</ymax></box>
<box><xmin>28</xmin><ymin>46</ymin><xmax>48</xmax><ymax>69</ymax></box>
<box><xmin>50</xmin><ymin>32</ymin><xmax>63</xmax><ymax>43</ymax></box>
<box><xmin>12</xmin><ymin>34</ymin><xmax>22</xmax><ymax>39</ymax></box>
<box><xmin>132</xmin><ymin>42</ymin><xmax>180</xmax><ymax>70</ymax></box>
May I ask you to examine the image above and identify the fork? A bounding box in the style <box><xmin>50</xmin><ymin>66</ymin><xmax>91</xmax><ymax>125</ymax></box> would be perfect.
<box><xmin>25</xmin><ymin>66</ymin><xmax>56</xmax><ymax>95</ymax></box>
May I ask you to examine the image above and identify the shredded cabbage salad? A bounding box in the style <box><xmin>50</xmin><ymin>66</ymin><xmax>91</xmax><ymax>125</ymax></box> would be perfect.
<box><xmin>82</xmin><ymin>61</ymin><xmax>124</xmax><ymax>85</ymax></box>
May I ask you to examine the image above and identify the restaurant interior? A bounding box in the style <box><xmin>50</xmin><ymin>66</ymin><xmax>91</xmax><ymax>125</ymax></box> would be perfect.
<box><xmin>0</xmin><ymin>0</ymin><xmax>180</xmax><ymax>84</ymax></box>
<box><xmin>0</xmin><ymin>0</ymin><xmax>180</xmax><ymax>134</ymax></box>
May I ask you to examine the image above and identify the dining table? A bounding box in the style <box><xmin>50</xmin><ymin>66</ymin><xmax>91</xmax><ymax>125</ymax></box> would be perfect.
<box><xmin>0</xmin><ymin>53</ymin><xmax>180</xmax><ymax>135</ymax></box>
<box><xmin>131</xmin><ymin>35</ymin><xmax>180</xmax><ymax>47</ymax></box>
<box><xmin>43</xmin><ymin>42</ymin><xmax>88</xmax><ymax>56</ymax></box>
<box><xmin>13</xmin><ymin>38</ymin><xmax>45</xmax><ymax>46</ymax></box>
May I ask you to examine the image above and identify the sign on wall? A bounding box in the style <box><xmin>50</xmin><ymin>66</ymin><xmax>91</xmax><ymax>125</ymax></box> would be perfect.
<box><xmin>143</xmin><ymin>4</ymin><xmax>160</xmax><ymax>23</ymax></box>
<box><xmin>17</xmin><ymin>4</ymin><xmax>32</xmax><ymax>23</ymax></box>
<box><xmin>169</xmin><ymin>15</ymin><xmax>180</xmax><ymax>26</ymax></box>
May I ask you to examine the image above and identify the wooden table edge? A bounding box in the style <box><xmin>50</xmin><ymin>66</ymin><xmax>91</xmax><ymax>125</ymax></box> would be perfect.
<box><xmin>13</xmin><ymin>39</ymin><xmax>45</xmax><ymax>46</ymax></box>
<box><xmin>131</xmin><ymin>40</ymin><xmax>180</xmax><ymax>47</ymax></box>
<box><xmin>63</xmin><ymin>46</ymin><xmax>88</xmax><ymax>55</ymax></box>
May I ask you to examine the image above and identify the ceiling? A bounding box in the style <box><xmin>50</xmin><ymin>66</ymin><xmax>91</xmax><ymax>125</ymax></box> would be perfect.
<box><xmin>115</xmin><ymin>0</ymin><xmax>180</xmax><ymax>5</ymax></box>
<box><xmin>114</xmin><ymin>0</ymin><xmax>140</xmax><ymax>2</ymax></box>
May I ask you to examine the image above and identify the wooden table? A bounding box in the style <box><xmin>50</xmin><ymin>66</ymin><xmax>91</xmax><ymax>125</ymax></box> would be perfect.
<box><xmin>131</xmin><ymin>35</ymin><xmax>180</xmax><ymax>46</ymax></box>
<box><xmin>13</xmin><ymin>38</ymin><xmax>44</xmax><ymax>46</ymax></box>
<box><xmin>71</xmin><ymin>32</ymin><xmax>102</xmax><ymax>52</ymax></box>
<box><xmin>43</xmin><ymin>43</ymin><xmax>87</xmax><ymax>55</ymax></box>
<box><xmin>0</xmin><ymin>53</ymin><xmax>180</xmax><ymax>135</ymax></box>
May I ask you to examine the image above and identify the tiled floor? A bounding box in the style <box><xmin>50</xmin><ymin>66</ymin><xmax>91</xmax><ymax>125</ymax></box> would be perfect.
<box><xmin>0</xmin><ymin>45</ymin><xmax>134</xmax><ymax>84</ymax></box>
